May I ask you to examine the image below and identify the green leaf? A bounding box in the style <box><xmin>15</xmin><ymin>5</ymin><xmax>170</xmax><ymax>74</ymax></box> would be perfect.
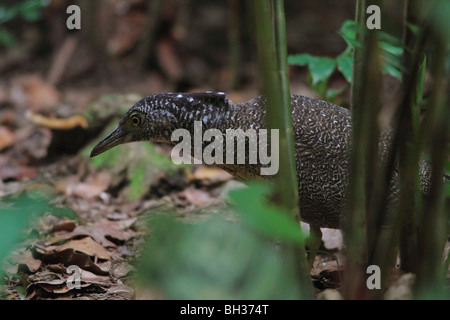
<box><xmin>308</xmin><ymin>57</ymin><xmax>336</xmax><ymax>85</ymax></box>
<box><xmin>325</xmin><ymin>86</ymin><xmax>347</xmax><ymax>101</ymax></box>
<box><xmin>382</xmin><ymin>63</ymin><xmax>402</xmax><ymax>80</ymax></box>
<box><xmin>406</xmin><ymin>22</ymin><xmax>420</xmax><ymax>36</ymax></box>
<box><xmin>18</xmin><ymin>0</ymin><xmax>46</xmax><ymax>21</ymax></box>
<box><xmin>288</xmin><ymin>53</ymin><xmax>313</xmax><ymax>66</ymax></box>
<box><xmin>338</xmin><ymin>20</ymin><xmax>361</xmax><ymax>49</ymax></box>
<box><xmin>0</xmin><ymin>6</ymin><xmax>19</xmax><ymax>23</ymax></box>
<box><xmin>444</xmin><ymin>180</ymin><xmax>450</xmax><ymax>198</ymax></box>
<box><xmin>311</xmin><ymin>78</ymin><xmax>328</xmax><ymax>97</ymax></box>
<box><xmin>229</xmin><ymin>183</ymin><xmax>304</xmax><ymax>245</ymax></box>
<box><xmin>379</xmin><ymin>41</ymin><xmax>403</xmax><ymax>57</ymax></box>
<box><xmin>0</xmin><ymin>27</ymin><xmax>16</xmax><ymax>47</ymax></box>
<box><xmin>138</xmin><ymin>216</ymin><xmax>307</xmax><ymax>299</ymax></box>
<box><xmin>336</xmin><ymin>52</ymin><xmax>353</xmax><ymax>83</ymax></box>
<box><xmin>0</xmin><ymin>189</ymin><xmax>75</xmax><ymax>263</ymax></box>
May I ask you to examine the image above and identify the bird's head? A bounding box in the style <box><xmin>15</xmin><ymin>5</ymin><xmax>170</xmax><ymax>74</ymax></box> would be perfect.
<box><xmin>90</xmin><ymin>94</ymin><xmax>178</xmax><ymax>158</ymax></box>
<box><xmin>90</xmin><ymin>92</ymin><xmax>230</xmax><ymax>158</ymax></box>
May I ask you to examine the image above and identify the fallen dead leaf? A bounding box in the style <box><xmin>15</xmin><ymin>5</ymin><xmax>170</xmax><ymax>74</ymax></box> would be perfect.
<box><xmin>57</xmin><ymin>172</ymin><xmax>112</xmax><ymax>199</ymax></box>
<box><xmin>41</xmin><ymin>248</ymin><xmax>109</xmax><ymax>275</ymax></box>
<box><xmin>53</xmin><ymin>222</ymin><xmax>136</xmax><ymax>248</ymax></box>
<box><xmin>178</xmin><ymin>188</ymin><xmax>213</xmax><ymax>207</ymax></box>
<box><xmin>52</xmin><ymin>219</ymin><xmax>77</xmax><ymax>232</ymax></box>
<box><xmin>18</xmin><ymin>251</ymin><xmax>42</xmax><ymax>273</ymax></box>
<box><xmin>78</xmin><ymin>269</ymin><xmax>110</xmax><ymax>283</ymax></box>
<box><xmin>10</xmin><ymin>74</ymin><xmax>61</xmax><ymax>111</ymax></box>
<box><xmin>110</xmin><ymin>261</ymin><xmax>136</xmax><ymax>278</ymax></box>
<box><xmin>47</xmin><ymin>264</ymin><xmax>67</xmax><ymax>274</ymax></box>
<box><xmin>26</xmin><ymin>110</ymin><xmax>88</xmax><ymax>130</ymax></box>
<box><xmin>0</xmin><ymin>162</ymin><xmax>37</xmax><ymax>181</ymax></box>
<box><xmin>4</xmin><ymin>250</ymin><xmax>42</xmax><ymax>274</ymax></box>
<box><xmin>14</xmin><ymin>126</ymin><xmax>52</xmax><ymax>160</ymax></box>
<box><xmin>56</xmin><ymin>237</ymin><xmax>111</xmax><ymax>261</ymax></box>
<box><xmin>0</xmin><ymin>126</ymin><xmax>15</xmax><ymax>150</ymax></box>
<box><xmin>28</xmin><ymin>277</ymin><xmax>94</xmax><ymax>295</ymax></box>
<box><xmin>189</xmin><ymin>166</ymin><xmax>233</xmax><ymax>183</ymax></box>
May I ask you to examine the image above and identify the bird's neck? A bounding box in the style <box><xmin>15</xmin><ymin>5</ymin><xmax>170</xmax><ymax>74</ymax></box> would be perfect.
<box><xmin>153</xmin><ymin>92</ymin><xmax>252</xmax><ymax>144</ymax></box>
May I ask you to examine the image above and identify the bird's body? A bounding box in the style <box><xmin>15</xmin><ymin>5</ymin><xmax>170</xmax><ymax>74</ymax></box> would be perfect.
<box><xmin>91</xmin><ymin>92</ymin><xmax>433</xmax><ymax>229</ymax></box>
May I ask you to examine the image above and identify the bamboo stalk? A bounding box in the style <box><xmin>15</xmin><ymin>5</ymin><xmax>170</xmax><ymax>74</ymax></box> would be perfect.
<box><xmin>415</xmin><ymin>1</ymin><xmax>449</xmax><ymax>297</ymax></box>
<box><xmin>252</xmin><ymin>0</ymin><xmax>311</xmax><ymax>298</ymax></box>
<box><xmin>396</xmin><ymin>0</ymin><xmax>422</xmax><ymax>273</ymax></box>
<box><xmin>344</xmin><ymin>0</ymin><xmax>381</xmax><ymax>300</ymax></box>
<box><xmin>253</xmin><ymin>0</ymin><xmax>299</xmax><ymax>218</ymax></box>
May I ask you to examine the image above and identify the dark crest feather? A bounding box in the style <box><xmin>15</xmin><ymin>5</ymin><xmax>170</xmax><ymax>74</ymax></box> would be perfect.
<box><xmin>173</xmin><ymin>92</ymin><xmax>230</xmax><ymax>108</ymax></box>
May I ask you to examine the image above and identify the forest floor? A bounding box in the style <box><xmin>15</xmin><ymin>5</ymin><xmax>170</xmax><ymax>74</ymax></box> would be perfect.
<box><xmin>0</xmin><ymin>69</ymin><xmax>351</xmax><ymax>299</ymax></box>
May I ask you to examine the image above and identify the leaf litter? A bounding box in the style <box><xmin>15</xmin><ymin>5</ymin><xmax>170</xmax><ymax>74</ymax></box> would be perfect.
<box><xmin>1</xmin><ymin>88</ymin><xmax>350</xmax><ymax>300</ymax></box>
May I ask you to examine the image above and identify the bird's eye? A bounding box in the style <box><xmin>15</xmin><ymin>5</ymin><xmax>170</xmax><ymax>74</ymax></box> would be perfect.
<box><xmin>130</xmin><ymin>114</ymin><xmax>141</xmax><ymax>126</ymax></box>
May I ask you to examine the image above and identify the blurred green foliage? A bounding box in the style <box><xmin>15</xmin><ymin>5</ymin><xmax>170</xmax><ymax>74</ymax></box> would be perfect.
<box><xmin>138</xmin><ymin>184</ymin><xmax>308</xmax><ymax>299</ymax></box>
<box><xmin>228</xmin><ymin>183</ymin><xmax>304</xmax><ymax>245</ymax></box>
<box><xmin>0</xmin><ymin>0</ymin><xmax>48</xmax><ymax>47</ymax></box>
<box><xmin>288</xmin><ymin>20</ymin><xmax>404</xmax><ymax>101</ymax></box>
<box><xmin>0</xmin><ymin>188</ymin><xmax>75</xmax><ymax>265</ymax></box>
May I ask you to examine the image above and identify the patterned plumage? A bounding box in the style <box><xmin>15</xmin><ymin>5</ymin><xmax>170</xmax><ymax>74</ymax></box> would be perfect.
<box><xmin>91</xmin><ymin>92</ymin><xmax>433</xmax><ymax>229</ymax></box>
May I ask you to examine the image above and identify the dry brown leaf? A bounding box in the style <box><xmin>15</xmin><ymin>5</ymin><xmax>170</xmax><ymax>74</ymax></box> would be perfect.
<box><xmin>53</xmin><ymin>219</ymin><xmax>77</xmax><ymax>232</ymax></box>
<box><xmin>47</xmin><ymin>264</ymin><xmax>67</xmax><ymax>274</ymax></box>
<box><xmin>0</xmin><ymin>126</ymin><xmax>15</xmax><ymax>150</ymax></box>
<box><xmin>100</xmin><ymin>217</ymin><xmax>137</xmax><ymax>231</ymax></box>
<box><xmin>18</xmin><ymin>251</ymin><xmax>42</xmax><ymax>273</ymax></box>
<box><xmin>10</xmin><ymin>74</ymin><xmax>61</xmax><ymax>110</ymax></box>
<box><xmin>13</xmin><ymin>126</ymin><xmax>52</xmax><ymax>160</ymax></box>
<box><xmin>0</xmin><ymin>163</ymin><xmax>37</xmax><ymax>181</ymax></box>
<box><xmin>53</xmin><ymin>223</ymin><xmax>135</xmax><ymax>248</ymax></box>
<box><xmin>110</xmin><ymin>261</ymin><xmax>136</xmax><ymax>278</ymax></box>
<box><xmin>189</xmin><ymin>166</ymin><xmax>232</xmax><ymax>183</ymax></box>
<box><xmin>4</xmin><ymin>250</ymin><xmax>41</xmax><ymax>274</ymax></box>
<box><xmin>41</xmin><ymin>248</ymin><xmax>109</xmax><ymax>275</ymax></box>
<box><xmin>26</xmin><ymin>110</ymin><xmax>88</xmax><ymax>130</ymax></box>
<box><xmin>28</xmin><ymin>278</ymin><xmax>93</xmax><ymax>295</ymax></box>
<box><xmin>79</xmin><ymin>269</ymin><xmax>110</xmax><ymax>283</ymax></box>
<box><xmin>56</xmin><ymin>237</ymin><xmax>111</xmax><ymax>261</ymax></box>
<box><xmin>58</xmin><ymin>172</ymin><xmax>111</xmax><ymax>199</ymax></box>
<box><xmin>178</xmin><ymin>188</ymin><xmax>213</xmax><ymax>207</ymax></box>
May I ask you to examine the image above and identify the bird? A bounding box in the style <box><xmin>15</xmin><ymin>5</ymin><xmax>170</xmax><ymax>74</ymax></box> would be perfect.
<box><xmin>90</xmin><ymin>92</ymin><xmax>434</xmax><ymax>230</ymax></box>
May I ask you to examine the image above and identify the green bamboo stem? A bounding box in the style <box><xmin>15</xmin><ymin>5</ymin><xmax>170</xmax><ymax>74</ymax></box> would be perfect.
<box><xmin>396</xmin><ymin>0</ymin><xmax>423</xmax><ymax>273</ymax></box>
<box><xmin>415</xmin><ymin>4</ymin><xmax>448</xmax><ymax>297</ymax></box>
<box><xmin>253</xmin><ymin>0</ymin><xmax>299</xmax><ymax>218</ymax></box>
<box><xmin>252</xmin><ymin>0</ymin><xmax>311</xmax><ymax>298</ymax></box>
<box><xmin>344</xmin><ymin>0</ymin><xmax>376</xmax><ymax>300</ymax></box>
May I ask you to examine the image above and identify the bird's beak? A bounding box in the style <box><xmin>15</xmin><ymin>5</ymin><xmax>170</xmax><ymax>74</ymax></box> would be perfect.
<box><xmin>90</xmin><ymin>126</ymin><xmax>130</xmax><ymax>157</ymax></box>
